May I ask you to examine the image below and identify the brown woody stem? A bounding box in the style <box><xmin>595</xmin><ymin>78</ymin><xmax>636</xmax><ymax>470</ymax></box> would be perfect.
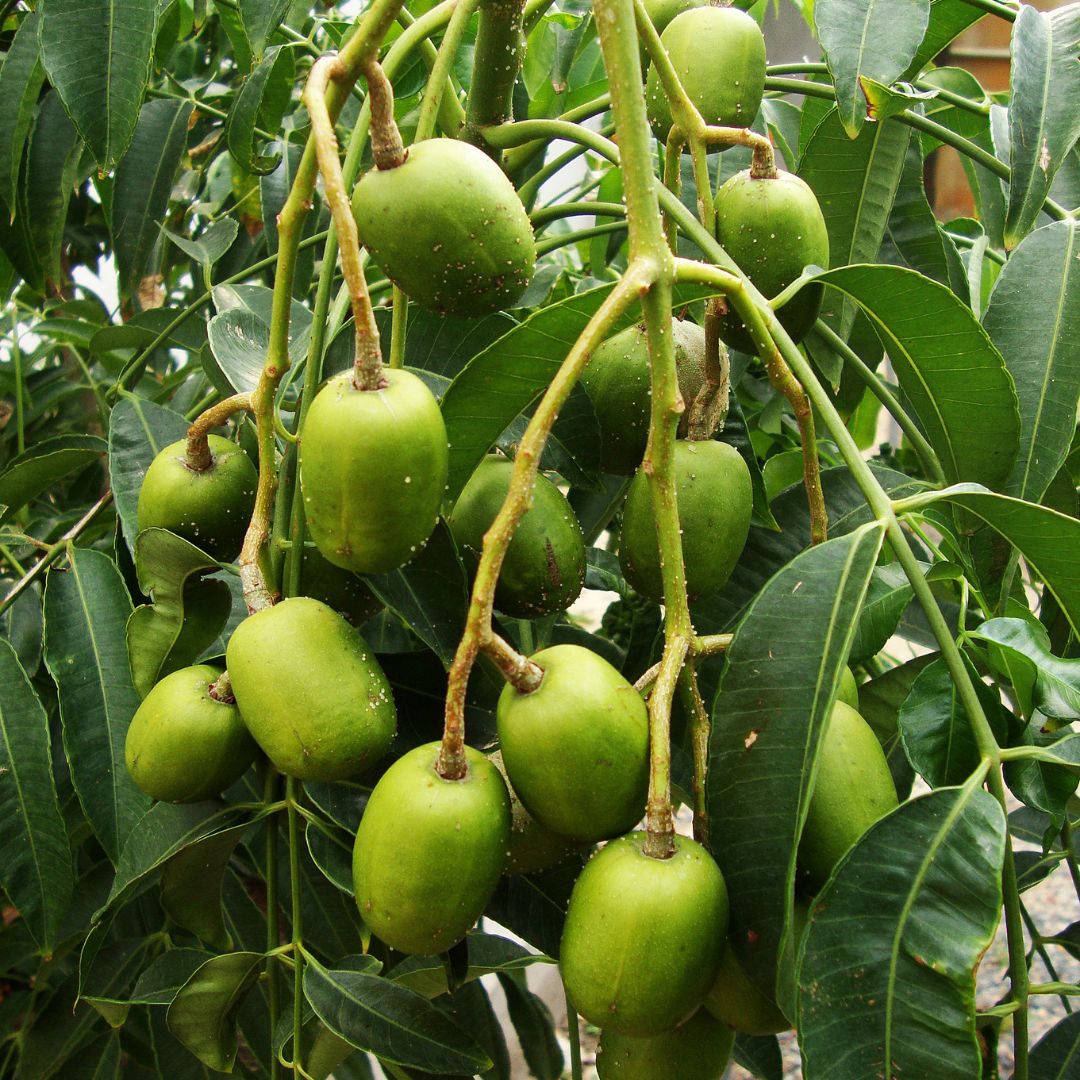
<box><xmin>185</xmin><ymin>392</ymin><xmax>253</xmax><ymax>472</ymax></box>
<box><xmin>685</xmin><ymin>301</ymin><xmax>729</xmax><ymax>440</ymax></box>
<box><xmin>208</xmin><ymin>670</ymin><xmax>235</xmax><ymax>703</ymax></box>
<box><xmin>364</xmin><ymin>57</ymin><xmax>408</xmax><ymax>170</ymax></box>
<box><xmin>483</xmin><ymin>634</ymin><xmax>545</xmax><ymax>694</ymax></box>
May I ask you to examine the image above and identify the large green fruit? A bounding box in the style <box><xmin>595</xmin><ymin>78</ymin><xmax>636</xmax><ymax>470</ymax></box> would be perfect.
<box><xmin>619</xmin><ymin>440</ymin><xmax>751</xmax><ymax>602</ymax></box>
<box><xmin>646</xmin><ymin>7</ymin><xmax>766</xmax><ymax>142</ymax></box>
<box><xmin>226</xmin><ymin>597</ymin><xmax>396</xmax><ymax>781</ymax></box>
<box><xmin>497</xmin><ymin>644</ymin><xmax>648</xmax><ymax>843</ymax></box>
<box><xmin>124</xmin><ymin>665</ymin><xmax>258</xmax><ymax>802</ymax></box>
<box><xmin>137</xmin><ymin>434</ymin><xmax>257</xmax><ymax>561</ymax></box>
<box><xmin>300</xmin><ymin>369</ymin><xmax>447</xmax><ymax>574</ymax></box>
<box><xmin>448</xmin><ymin>456</ymin><xmax>585</xmax><ymax>618</ymax></box>
<box><xmin>597</xmin><ymin>1009</ymin><xmax>734</xmax><ymax>1079</ymax></box>
<box><xmin>715</xmin><ymin>169</ymin><xmax>830</xmax><ymax>352</ymax></box>
<box><xmin>353</xmin><ymin>742</ymin><xmax>511</xmax><ymax>954</ymax></box>
<box><xmin>299</xmin><ymin>547</ymin><xmax>381</xmax><ymax>626</ymax></box>
<box><xmin>560</xmin><ymin>833</ymin><xmax>729</xmax><ymax>1035</ymax></box>
<box><xmin>798</xmin><ymin>701</ymin><xmax>898</xmax><ymax>890</ymax></box>
<box><xmin>352</xmin><ymin>139</ymin><xmax>535</xmax><ymax>317</ymax></box>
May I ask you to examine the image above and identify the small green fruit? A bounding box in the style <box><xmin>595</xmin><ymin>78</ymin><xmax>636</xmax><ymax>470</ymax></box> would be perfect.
<box><xmin>137</xmin><ymin>435</ymin><xmax>257</xmax><ymax>561</ymax></box>
<box><xmin>497</xmin><ymin>644</ymin><xmax>648</xmax><ymax>843</ymax></box>
<box><xmin>640</xmin><ymin>0</ymin><xmax>707</xmax><ymax>37</ymax></box>
<box><xmin>837</xmin><ymin>665</ymin><xmax>859</xmax><ymax>710</ymax></box>
<box><xmin>704</xmin><ymin>943</ymin><xmax>789</xmax><ymax>1036</ymax></box>
<box><xmin>353</xmin><ymin>742</ymin><xmax>511</xmax><ymax>954</ymax></box>
<box><xmin>300</xmin><ymin>368</ymin><xmax>448</xmax><ymax>575</ymax></box>
<box><xmin>124</xmin><ymin>665</ymin><xmax>258</xmax><ymax>802</ymax></box>
<box><xmin>715</xmin><ymin>169</ymin><xmax>830</xmax><ymax>352</ymax></box>
<box><xmin>646</xmin><ymin>7</ymin><xmax>766</xmax><ymax>142</ymax></box>
<box><xmin>352</xmin><ymin>139</ymin><xmax>535</xmax><ymax>317</ymax></box>
<box><xmin>449</xmin><ymin>456</ymin><xmax>585</xmax><ymax>618</ymax></box>
<box><xmin>560</xmin><ymin>833</ymin><xmax>729</xmax><ymax>1035</ymax></box>
<box><xmin>798</xmin><ymin>701</ymin><xmax>898</xmax><ymax>890</ymax></box>
<box><xmin>226</xmin><ymin>597</ymin><xmax>396</xmax><ymax>781</ymax></box>
<box><xmin>619</xmin><ymin>440</ymin><xmax>752</xmax><ymax>602</ymax></box>
<box><xmin>299</xmin><ymin>546</ymin><xmax>381</xmax><ymax>626</ymax></box>
<box><xmin>597</xmin><ymin>1009</ymin><xmax>734</xmax><ymax>1079</ymax></box>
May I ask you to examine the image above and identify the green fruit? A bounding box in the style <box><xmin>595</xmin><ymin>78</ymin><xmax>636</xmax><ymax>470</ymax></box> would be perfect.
<box><xmin>226</xmin><ymin>597</ymin><xmax>396</xmax><ymax>781</ymax></box>
<box><xmin>352</xmin><ymin>139</ymin><xmax>535</xmax><ymax>317</ymax></box>
<box><xmin>837</xmin><ymin>665</ymin><xmax>859</xmax><ymax>710</ymax></box>
<box><xmin>353</xmin><ymin>742</ymin><xmax>511</xmax><ymax>954</ymax></box>
<box><xmin>597</xmin><ymin>1009</ymin><xmax>734</xmax><ymax>1079</ymax></box>
<box><xmin>560</xmin><ymin>833</ymin><xmax>729</xmax><ymax>1035</ymax></box>
<box><xmin>300</xmin><ymin>368</ymin><xmax>448</xmax><ymax>574</ymax></box>
<box><xmin>619</xmin><ymin>440</ymin><xmax>752</xmax><ymax>602</ymax></box>
<box><xmin>449</xmin><ymin>456</ymin><xmax>585</xmax><ymax>618</ymax></box>
<box><xmin>798</xmin><ymin>701</ymin><xmax>898</xmax><ymax>889</ymax></box>
<box><xmin>646</xmin><ymin>7</ymin><xmax>766</xmax><ymax>142</ymax></box>
<box><xmin>581</xmin><ymin>319</ymin><xmax>713</xmax><ymax>475</ymax></box>
<box><xmin>124</xmin><ymin>665</ymin><xmax>258</xmax><ymax>802</ymax></box>
<box><xmin>299</xmin><ymin>546</ymin><xmax>381</xmax><ymax>626</ymax></box>
<box><xmin>497</xmin><ymin>644</ymin><xmax>648</xmax><ymax>843</ymax></box>
<box><xmin>137</xmin><ymin>434</ymin><xmax>257</xmax><ymax>561</ymax></box>
<box><xmin>640</xmin><ymin>0</ymin><xmax>707</xmax><ymax>37</ymax></box>
<box><xmin>714</xmin><ymin>169</ymin><xmax>830</xmax><ymax>352</ymax></box>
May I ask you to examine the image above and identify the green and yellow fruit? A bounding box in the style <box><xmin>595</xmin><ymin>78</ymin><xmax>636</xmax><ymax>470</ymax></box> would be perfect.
<box><xmin>619</xmin><ymin>439</ymin><xmax>752</xmax><ymax>602</ymax></box>
<box><xmin>497</xmin><ymin>644</ymin><xmax>648</xmax><ymax>843</ymax></box>
<box><xmin>300</xmin><ymin>368</ymin><xmax>447</xmax><ymax>575</ymax></box>
<box><xmin>560</xmin><ymin>833</ymin><xmax>729</xmax><ymax>1035</ymax></box>
<box><xmin>352</xmin><ymin>139</ymin><xmax>535</xmax><ymax>317</ymax></box>
<box><xmin>137</xmin><ymin>434</ymin><xmax>257</xmax><ymax>561</ymax></box>
<box><xmin>449</xmin><ymin>456</ymin><xmax>585</xmax><ymax>618</ymax></box>
<box><xmin>353</xmin><ymin>742</ymin><xmax>511</xmax><ymax>954</ymax></box>
<box><xmin>714</xmin><ymin>169</ymin><xmax>830</xmax><ymax>352</ymax></box>
<box><xmin>124</xmin><ymin>665</ymin><xmax>258</xmax><ymax>803</ymax></box>
<box><xmin>226</xmin><ymin>597</ymin><xmax>396</xmax><ymax>781</ymax></box>
<box><xmin>597</xmin><ymin>1008</ymin><xmax>735</xmax><ymax>1079</ymax></box>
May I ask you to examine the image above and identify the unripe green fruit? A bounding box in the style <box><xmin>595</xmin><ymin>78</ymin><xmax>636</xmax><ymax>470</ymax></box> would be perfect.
<box><xmin>646</xmin><ymin>7</ymin><xmax>766</xmax><ymax>142</ymax></box>
<box><xmin>619</xmin><ymin>440</ymin><xmax>752</xmax><ymax>602</ymax></box>
<box><xmin>837</xmin><ymin>665</ymin><xmax>859</xmax><ymax>710</ymax></box>
<box><xmin>581</xmin><ymin>319</ymin><xmax>713</xmax><ymax>475</ymax></box>
<box><xmin>640</xmin><ymin>0</ymin><xmax>707</xmax><ymax>37</ymax></box>
<box><xmin>299</xmin><ymin>547</ymin><xmax>381</xmax><ymax>626</ymax></box>
<box><xmin>560</xmin><ymin>833</ymin><xmax>729</xmax><ymax>1035</ymax></box>
<box><xmin>137</xmin><ymin>435</ymin><xmax>257</xmax><ymax>561</ymax></box>
<box><xmin>353</xmin><ymin>742</ymin><xmax>511</xmax><ymax>954</ymax></box>
<box><xmin>449</xmin><ymin>456</ymin><xmax>585</xmax><ymax>618</ymax></box>
<box><xmin>226</xmin><ymin>597</ymin><xmax>396</xmax><ymax>781</ymax></box>
<box><xmin>597</xmin><ymin>1009</ymin><xmax>735</xmax><ymax>1080</ymax></box>
<box><xmin>714</xmin><ymin>169</ymin><xmax>830</xmax><ymax>352</ymax></box>
<box><xmin>352</xmin><ymin>139</ymin><xmax>535</xmax><ymax>317</ymax></box>
<box><xmin>497</xmin><ymin>644</ymin><xmax>648</xmax><ymax>843</ymax></box>
<box><xmin>300</xmin><ymin>369</ymin><xmax>448</xmax><ymax>575</ymax></box>
<box><xmin>798</xmin><ymin>701</ymin><xmax>898</xmax><ymax>890</ymax></box>
<box><xmin>124</xmin><ymin>665</ymin><xmax>258</xmax><ymax>803</ymax></box>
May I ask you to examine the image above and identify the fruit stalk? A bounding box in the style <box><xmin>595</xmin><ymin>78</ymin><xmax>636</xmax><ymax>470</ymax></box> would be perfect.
<box><xmin>416</xmin><ymin>0</ymin><xmax>481</xmax><ymax>141</ymax></box>
<box><xmin>685</xmin><ymin>302</ymin><xmax>729</xmax><ymax>440</ymax></box>
<box><xmin>362</xmin><ymin>57</ymin><xmax>408</xmax><ymax>170</ymax></box>
<box><xmin>185</xmin><ymin>392</ymin><xmax>253</xmax><ymax>472</ymax></box>
<box><xmin>677</xmin><ymin>663</ymin><xmax>711</xmax><ymax>845</ymax></box>
<box><xmin>483</xmin><ymin>633</ymin><xmax>545</xmax><ymax>694</ymax></box>
<box><xmin>464</xmin><ymin>0</ymin><xmax>527</xmax><ymax>154</ymax></box>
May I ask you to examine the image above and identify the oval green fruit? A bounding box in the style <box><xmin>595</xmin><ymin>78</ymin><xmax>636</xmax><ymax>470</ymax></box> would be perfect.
<box><xmin>798</xmin><ymin>701</ymin><xmax>898</xmax><ymax>890</ymax></box>
<box><xmin>124</xmin><ymin>664</ymin><xmax>258</xmax><ymax>803</ymax></box>
<box><xmin>715</xmin><ymin>169</ymin><xmax>830</xmax><ymax>352</ymax></box>
<box><xmin>646</xmin><ymin>7</ymin><xmax>766</xmax><ymax>142</ymax></box>
<box><xmin>597</xmin><ymin>1009</ymin><xmax>734</xmax><ymax>1080</ymax></box>
<box><xmin>353</xmin><ymin>742</ymin><xmax>511</xmax><ymax>954</ymax></box>
<box><xmin>299</xmin><ymin>546</ymin><xmax>381</xmax><ymax>626</ymax></box>
<box><xmin>619</xmin><ymin>439</ymin><xmax>751</xmax><ymax>602</ymax></box>
<box><xmin>300</xmin><ymin>368</ymin><xmax>448</xmax><ymax>575</ymax></box>
<box><xmin>226</xmin><ymin>597</ymin><xmax>396</xmax><ymax>781</ymax></box>
<box><xmin>137</xmin><ymin>434</ymin><xmax>257</xmax><ymax>561</ymax></box>
<box><xmin>560</xmin><ymin>833</ymin><xmax>729</xmax><ymax>1035</ymax></box>
<box><xmin>352</xmin><ymin>139</ymin><xmax>535</xmax><ymax>317</ymax></box>
<box><xmin>837</xmin><ymin>665</ymin><xmax>859</xmax><ymax>711</ymax></box>
<box><xmin>497</xmin><ymin>644</ymin><xmax>648</xmax><ymax>843</ymax></box>
<box><xmin>449</xmin><ymin>456</ymin><xmax>585</xmax><ymax>618</ymax></box>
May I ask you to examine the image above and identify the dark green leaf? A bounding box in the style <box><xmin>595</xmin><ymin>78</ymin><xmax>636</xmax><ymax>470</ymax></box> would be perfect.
<box><xmin>164</xmin><ymin>218</ymin><xmax>240</xmax><ymax>269</ymax></box>
<box><xmin>0</xmin><ymin>434</ymin><xmax>106</xmax><ymax>522</ymax></box>
<box><xmin>904</xmin><ymin>0</ymin><xmax>983</xmax><ymax>76</ymax></box>
<box><xmin>485</xmin><ymin>860</ymin><xmax>581</xmax><ymax>959</ymax></box>
<box><xmin>1029</xmin><ymin>1010</ymin><xmax>1080</xmax><ymax>1078</ymax></box>
<box><xmin>849</xmin><ymin>562</ymin><xmax>913</xmax><ymax>663</ymax></box>
<box><xmin>372</xmin><ymin>305</ymin><xmax>517</xmax><ymax>379</ymax></box>
<box><xmin>0</xmin><ymin>12</ymin><xmax>44</xmax><ymax>217</ymax></box>
<box><xmin>733</xmin><ymin>1034</ymin><xmax>783</xmax><ymax>1080</ymax></box>
<box><xmin>63</xmin><ymin>1031</ymin><xmax>121</xmax><ymax>1080</ymax></box>
<box><xmin>129</xmin><ymin>948</ymin><xmax>214</xmax><ymax>1004</ymax></box>
<box><xmin>224</xmin><ymin>45</ymin><xmax>290</xmax><ymax>174</ymax></box>
<box><xmin>497</xmin><ymin>973</ymin><xmax>562</xmax><ymax>1080</ymax></box>
<box><xmin>0</xmin><ymin>576</ymin><xmax>43</xmax><ymax>674</ymax></box>
<box><xmin>887</xmin><ymin>143</ymin><xmax>959</xmax><ymax>289</ymax></box>
<box><xmin>238</xmin><ymin>0</ymin><xmax>290</xmax><ymax>59</ymax></box>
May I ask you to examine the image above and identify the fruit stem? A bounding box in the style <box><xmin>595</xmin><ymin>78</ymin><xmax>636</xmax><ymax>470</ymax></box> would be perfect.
<box><xmin>662</xmin><ymin>132</ymin><xmax>684</xmax><ymax>251</ymax></box>
<box><xmin>642</xmin><ymin>636</ymin><xmax>688</xmax><ymax>858</ymax></box>
<box><xmin>693</xmin><ymin>632</ymin><xmax>733</xmax><ymax>656</ymax></box>
<box><xmin>678</xmin><ymin>663</ymin><xmax>710</xmax><ymax>847</ymax></box>
<box><xmin>483</xmin><ymin>634</ymin><xmax>545</xmax><ymax>694</ymax></box>
<box><xmin>364</xmin><ymin>56</ymin><xmax>408</xmax><ymax>170</ymax></box>
<box><xmin>416</xmin><ymin>0</ymin><xmax>481</xmax><ymax>143</ymax></box>
<box><xmin>208</xmin><ymin>670</ymin><xmax>235</xmax><ymax>704</ymax></box>
<box><xmin>185</xmin><ymin>392</ymin><xmax>253</xmax><ymax>472</ymax></box>
<box><xmin>463</xmin><ymin>0</ymin><xmax>527</xmax><ymax>157</ymax></box>
<box><xmin>684</xmin><ymin>302</ymin><xmax>729</xmax><ymax>440</ymax></box>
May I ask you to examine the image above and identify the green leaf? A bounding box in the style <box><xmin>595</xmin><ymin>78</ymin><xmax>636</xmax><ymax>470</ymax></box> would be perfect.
<box><xmin>129</xmin><ymin>947</ymin><xmax>215</xmax><ymax>1004</ymax></box>
<box><xmin>64</xmin><ymin>1032</ymin><xmax>121</xmax><ymax>1080</ymax></box>
<box><xmin>497</xmin><ymin>973</ymin><xmax>563</xmax><ymax>1080</ymax></box>
<box><xmin>814</xmin><ymin>0</ymin><xmax>929</xmax><ymax>138</ymax></box>
<box><xmin>0</xmin><ymin>638</ymin><xmax>73</xmax><ymax>953</ymax></box>
<box><xmin>0</xmin><ymin>12</ymin><xmax>44</xmax><ymax>217</ymax></box>
<box><xmin>1029</xmin><ymin>1012</ymin><xmax>1080</xmax><ymax>1079</ymax></box>
<box><xmin>0</xmin><ymin>434</ymin><xmax>106</xmax><ymax>522</ymax></box>
<box><xmin>849</xmin><ymin>562</ymin><xmax>913</xmax><ymax>663</ymax></box>
<box><xmin>903</xmin><ymin>0</ymin><xmax>983</xmax><ymax>77</ymax></box>
<box><xmin>798</xmin><ymin>786</ymin><xmax>1006</xmax><ymax>1080</ymax></box>
<box><xmin>238</xmin><ymin>0</ymin><xmax>290</xmax><ymax>59</ymax></box>
<box><xmin>0</xmin><ymin>575</ymin><xmax>43</xmax><ymax>674</ymax></box>
<box><xmin>733</xmin><ymin>1034</ymin><xmax>784</xmax><ymax>1080</ymax></box>
<box><xmin>44</xmin><ymin>548</ymin><xmax>150</xmax><ymax>863</ymax></box>
<box><xmin>983</xmin><ymin>220</ymin><xmax>1080</xmax><ymax>502</ymax></box>
<box><xmin>814</xmin><ymin>264</ymin><xmax>1020</xmax><ymax>488</ymax></box>
<box><xmin>206</xmin><ymin>292</ymin><xmax>311</xmax><ymax>393</ymax></box>
<box><xmin>1004</xmin><ymin>5</ymin><xmax>1080</xmax><ymax>247</ymax></box>
<box><xmin>163</xmin><ymin>218</ymin><xmax>240</xmax><ymax>269</ymax></box>
<box><xmin>707</xmin><ymin>522</ymin><xmax>885</xmax><ymax>1015</ymax></box>
<box><xmin>38</xmin><ymin>0</ymin><xmax>157</xmax><ymax>171</ymax></box>
<box><xmin>887</xmin><ymin>143</ymin><xmax>960</xmax><ymax>290</ymax></box>
<box><xmin>224</xmin><ymin>44</ymin><xmax>291</xmax><ymax>175</ymax></box>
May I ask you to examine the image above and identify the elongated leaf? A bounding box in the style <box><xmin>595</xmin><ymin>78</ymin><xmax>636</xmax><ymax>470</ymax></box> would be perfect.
<box><xmin>887</xmin><ymin>143</ymin><xmax>959</xmax><ymax>289</ymax></box>
<box><xmin>0</xmin><ymin>638</ymin><xmax>73</xmax><ymax>953</ymax></box>
<box><xmin>38</xmin><ymin>0</ymin><xmax>157</xmax><ymax>171</ymax></box>
<box><xmin>497</xmin><ymin>973</ymin><xmax>562</xmax><ymax>1080</ymax></box>
<box><xmin>983</xmin><ymin>220</ymin><xmax>1080</xmax><ymax>502</ymax></box>
<box><xmin>0</xmin><ymin>12</ymin><xmax>44</xmax><ymax>217</ymax></box>
<box><xmin>44</xmin><ymin>548</ymin><xmax>149</xmax><ymax>863</ymax></box>
<box><xmin>224</xmin><ymin>44</ymin><xmax>289</xmax><ymax>174</ymax></box>
<box><xmin>1030</xmin><ymin>1011</ymin><xmax>1080</xmax><ymax>1079</ymax></box>
<box><xmin>1005</xmin><ymin>5</ymin><xmax>1080</xmax><ymax>247</ymax></box>
<box><xmin>65</xmin><ymin>1032</ymin><xmax>121</xmax><ymax>1080</ymax></box>
<box><xmin>904</xmin><ymin>0</ymin><xmax>983</xmax><ymax>77</ymax></box>
<box><xmin>129</xmin><ymin>948</ymin><xmax>214</xmax><ymax>1005</ymax></box>
<box><xmin>798</xmin><ymin>787</ymin><xmax>1005</xmax><ymax>1080</ymax></box>
<box><xmin>707</xmin><ymin>522</ymin><xmax>885</xmax><ymax>1015</ymax></box>
<box><xmin>849</xmin><ymin>562</ymin><xmax>913</xmax><ymax>663</ymax></box>
<box><xmin>164</xmin><ymin>218</ymin><xmax>239</xmax><ymax>269</ymax></box>
<box><xmin>814</xmin><ymin>0</ymin><xmax>929</xmax><ymax>138</ymax></box>
<box><xmin>206</xmin><ymin>298</ymin><xmax>311</xmax><ymax>392</ymax></box>
<box><xmin>734</xmin><ymin>1034</ymin><xmax>784</xmax><ymax>1080</ymax></box>
<box><xmin>372</xmin><ymin>305</ymin><xmax>516</xmax><ymax>379</ymax></box>
<box><xmin>0</xmin><ymin>434</ymin><xmax>106</xmax><ymax>522</ymax></box>
<box><xmin>238</xmin><ymin>0</ymin><xmax>290</xmax><ymax>59</ymax></box>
